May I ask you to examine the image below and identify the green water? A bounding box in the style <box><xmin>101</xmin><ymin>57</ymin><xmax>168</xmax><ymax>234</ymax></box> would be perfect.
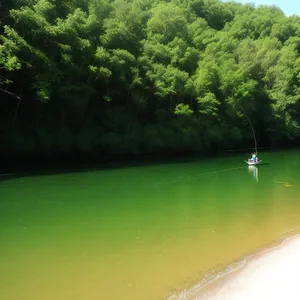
<box><xmin>1</xmin><ymin>150</ymin><xmax>300</xmax><ymax>300</ymax></box>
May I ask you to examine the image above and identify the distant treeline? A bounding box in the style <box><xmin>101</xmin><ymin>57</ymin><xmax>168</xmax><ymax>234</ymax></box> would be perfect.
<box><xmin>1</xmin><ymin>0</ymin><xmax>300</xmax><ymax>164</ymax></box>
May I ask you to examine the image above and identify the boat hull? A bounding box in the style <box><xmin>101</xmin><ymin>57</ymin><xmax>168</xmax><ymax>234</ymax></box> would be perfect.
<box><xmin>245</xmin><ymin>160</ymin><xmax>262</xmax><ymax>165</ymax></box>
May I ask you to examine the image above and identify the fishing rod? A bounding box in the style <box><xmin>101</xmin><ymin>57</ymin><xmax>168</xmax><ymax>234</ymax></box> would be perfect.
<box><xmin>234</xmin><ymin>103</ymin><xmax>258</xmax><ymax>155</ymax></box>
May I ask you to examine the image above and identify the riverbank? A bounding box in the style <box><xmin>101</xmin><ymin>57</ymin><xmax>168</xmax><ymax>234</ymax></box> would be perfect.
<box><xmin>194</xmin><ymin>234</ymin><xmax>300</xmax><ymax>300</ymax></box>
<box><xmin>0</xmin><ymin>145</ymin><xmax>289</xmax><ymax>179</ymax></box>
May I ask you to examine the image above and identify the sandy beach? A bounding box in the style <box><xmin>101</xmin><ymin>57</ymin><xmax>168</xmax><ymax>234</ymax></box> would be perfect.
<box><xmin>195</xmin><ymin>235</ymin><xmax>300</xmax><ymax>300</ymax></box>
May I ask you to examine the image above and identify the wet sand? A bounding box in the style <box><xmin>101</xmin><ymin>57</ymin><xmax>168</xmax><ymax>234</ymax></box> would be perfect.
<box><xmin>195</xmin><ymin>235</ymin><xmax>300</xmax><ymax>300</ymax></box>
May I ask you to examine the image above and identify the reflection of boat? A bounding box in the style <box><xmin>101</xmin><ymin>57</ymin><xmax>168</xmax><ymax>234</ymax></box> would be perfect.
<box><xmin>248</xmin><ymin>165</ymin><xmax>258</xmax><ymax>182</ymax></box>
<box><xmin>245</xmin><ymin>159</ymin><xmax>262</xmax><ymax>165</ymax></box>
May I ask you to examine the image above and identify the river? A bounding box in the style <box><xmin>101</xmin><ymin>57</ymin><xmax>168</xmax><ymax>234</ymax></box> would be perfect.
<box><xmin>1</xmin><ymin>149</ymin><xmax>300</xmax><ymax>300</ymax></box>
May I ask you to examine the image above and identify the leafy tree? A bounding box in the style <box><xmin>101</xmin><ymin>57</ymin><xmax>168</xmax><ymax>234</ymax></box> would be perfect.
<box><xmin>1</xmin><ymin>0</ymin><xmax>300</xmax><ymax>162</ymax></box>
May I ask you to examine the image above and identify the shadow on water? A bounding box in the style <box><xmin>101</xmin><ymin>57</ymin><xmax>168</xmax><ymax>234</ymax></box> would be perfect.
<box><xmin>0</xmin><ymin>152</ymin><xmax>248</xmax><ymax>181</ymax></box>
<box><xmin>257</xmin><ymin>162</ymin><xmax>271</xmax><ymax>166</ymax></box>
<box><xmin>0</xmin><ymin>151</ymin><xmax>233</xmax><ymax>181</ymax></box>
<box><xmin>0</xmin><ymin>151</ymin><xmax>275</xmax><ymax>182</ymax></box>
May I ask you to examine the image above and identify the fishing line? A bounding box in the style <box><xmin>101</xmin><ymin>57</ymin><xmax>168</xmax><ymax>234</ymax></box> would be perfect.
<box><xmin>195</xmin><ymin>166</ymin><xmax>246</xmax><ymax>177</ymax></box>
<box><xmin>233</xmin><ymin>103</ymin><xmax>258</xmax><ymax>155</ymax></box>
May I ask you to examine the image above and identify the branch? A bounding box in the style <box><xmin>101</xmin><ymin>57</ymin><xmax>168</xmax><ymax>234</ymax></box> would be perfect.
<box><xmin>0</xmin><ymin>74</ymin><xmax>21</xmax><ymax>100</ymax></box>
<box><xmin>0</xmin><ymin>87</ymin><xmax>21</xmax><ymax>100</ymax></box>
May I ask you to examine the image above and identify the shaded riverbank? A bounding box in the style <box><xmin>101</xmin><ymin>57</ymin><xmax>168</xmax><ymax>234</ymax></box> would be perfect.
<box><xmin>0</xmin><ymin>146</ymin><xmax>287</xmax><ymax>180</ymax></box>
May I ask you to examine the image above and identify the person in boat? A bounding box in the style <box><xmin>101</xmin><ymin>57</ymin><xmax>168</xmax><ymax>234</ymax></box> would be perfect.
<box><xmin>252</xmin><ymin>152</ymin><xmax>257</xmax><ymax>162</ymax></box>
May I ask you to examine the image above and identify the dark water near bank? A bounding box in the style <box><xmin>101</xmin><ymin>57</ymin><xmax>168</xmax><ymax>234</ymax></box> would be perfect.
<box><xmin>1</xmin><ymin>150</ymin><xmax>300</xmax><ymax>299</ymax></box>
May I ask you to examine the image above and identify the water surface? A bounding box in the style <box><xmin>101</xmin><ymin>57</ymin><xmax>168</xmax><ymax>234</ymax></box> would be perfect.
<box><xmin>1</xmin><ymin>150</ymin><xmax>300</xmax><ymax>299</ymax></box>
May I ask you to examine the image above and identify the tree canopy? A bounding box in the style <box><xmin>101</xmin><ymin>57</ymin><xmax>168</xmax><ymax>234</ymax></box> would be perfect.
<box><xmin>1</xmin><ymin>0</ymin><xmax>300</xmax><ymax>164</ymax></box>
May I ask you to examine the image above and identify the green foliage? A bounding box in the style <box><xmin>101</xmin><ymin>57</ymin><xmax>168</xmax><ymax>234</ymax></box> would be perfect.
<box><xmin>1</xmin><ymin>0</ymin><xmax>300</xmax><ymax>161</ymax></box>
<box><xmin>146</xmin><ymin>64</ymin><xmax>189</xmax><ymax>98</ymax></box>
<box><xmin>174</xmin><ymin>103</ymin><xmax>194</xmax><ymax>116</ymax></box>
<box><xmin>0</xmin><ymin>26</ymin><xmax>22</xmax><ymax>71</ymax></box>
<box><xmin>147</xmin><ymin>2</ymin><xmax>188</xmax><ymax>43</ymax></box>
<box><xmin>197</xmin><ymin>92</ymin><xmax>220</xmax><ymax>117</ymax></box>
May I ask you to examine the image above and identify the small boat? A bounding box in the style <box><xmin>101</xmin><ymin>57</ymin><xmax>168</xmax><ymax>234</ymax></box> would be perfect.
<box><xmin>245</xmin><ymin>159</ymin><xmax>262</xmax><ymax>165</ymax></box>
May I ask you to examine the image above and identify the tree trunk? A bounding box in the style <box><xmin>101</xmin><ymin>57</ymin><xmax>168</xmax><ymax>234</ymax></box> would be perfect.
<box><xmin>13</xmin><ymin>97</ymin><xmax>21</xmax><ymax>131</ymax></box>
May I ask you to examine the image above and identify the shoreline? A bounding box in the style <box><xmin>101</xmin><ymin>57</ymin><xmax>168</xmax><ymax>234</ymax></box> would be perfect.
<box><xmin>0</xmin><ymin>146</ymin><xmax>295</xmax><ymax>179</ymax></box>
<box><xmin>194</xmin><ymin>233</ymin><xmax>300</xmax><ymax>299</ymax></box>
<box><xmin>167</xmin><ymin>232</ymin><xmax>300</xmax><ymax>300</ymax></box>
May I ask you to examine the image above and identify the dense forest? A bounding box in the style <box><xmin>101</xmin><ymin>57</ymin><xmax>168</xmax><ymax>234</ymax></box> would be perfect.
<box><xmin>1</xmin><ymin>0</ymin><xmax>300</xmax><ymax>166</ymax></box>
